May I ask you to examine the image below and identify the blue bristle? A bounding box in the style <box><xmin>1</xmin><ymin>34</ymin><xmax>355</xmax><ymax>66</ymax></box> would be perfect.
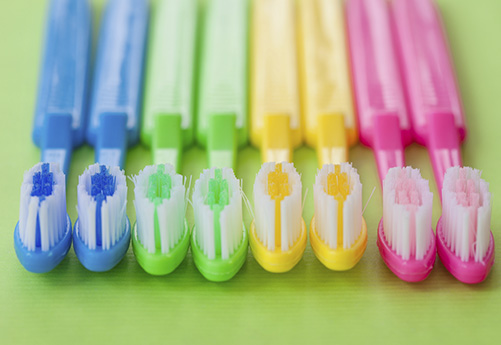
<box><xmin>31</xmin><ymin>163</ymin><xmax>54</xmax><ymax>201</ymax></box>
<box><xmin>90</xmin><ymin>165</ymin><xmax>116</xmax><ymax>247</ymax></box>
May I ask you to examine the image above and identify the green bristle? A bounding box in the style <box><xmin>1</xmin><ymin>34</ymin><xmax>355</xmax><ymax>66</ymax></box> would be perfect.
<box><xmin>206</xmin><ymin>169</ymin><xmax>229</xmax><ymax>256</ymax></box>
<box><xmin>147</xmin><ymin>165</ymin><xmax>173</xmax><ymax>252</ymax></box>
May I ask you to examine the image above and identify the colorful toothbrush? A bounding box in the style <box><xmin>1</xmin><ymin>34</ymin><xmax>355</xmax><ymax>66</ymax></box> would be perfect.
<box><xmin>191</xmin><ymin>168</ymin><xmax>248</xmax><ymax>281</ymax></box>
<box><xmin>87</xmin><ymin>0</ymin><xmax>148</xmax><ymax>168</ymax></box>
<box><xmin>250</xmin><ymin>0</ymin><xmax>301</xmax><ymax>163</ymax></box>
<box><xmin>310</xmin><ymin>163</ymin><xmax>367</xmax><ymax>270</ymax></box>
<box><xmin>346</xmin><ymin>0</ymin><xmax>412</xmax><ymax>184</ymax></box>
<box><xmin>347</xmin><ymin>0</ymin><xmax>438</xmax><ymax>281</ymax></box>
<box><xmin>379</xmin><ymin>167</ymin><xmax>436</xmax><ymax>282</ymax></box>
<box><xmin>197</xmin><ymin>0</ymin><xmax>249</xmax><ymax>169</ymax></box>
<box><xmin>32</xmin><ymin>0</ymin><xmax>91</xmax><ymax>176</ymax></box>
<box><xmin>74</xmin><ymin>164</ymin><xmax>130</xmax><ymax>272</ymax></box>
<box><xmin>297</xmin><ymin>0</ymin><xmax>357</xmax><ymax>166</ymax></box>
<box><xmin>141</xmin><ymin>0</ymin><xmax>197</xmax><ymax>171</ymax></box>
<box><xmin>14</xmin><ymin>163</ymin><xmax>71</xmax><ymax>273</ymax></box>
<box><xmin>392</xmin><ymin>0</ymin><xmax>465</xmax><ymax>192</ymax></box>
<box><xmin>437</xmin><ymin>167</ymin><xmax>494</xmax><ymax>284</ymax></box>
<box><xmin>250</xmin><ymin>162</ymin><xmax>307</xmax><ymax>273</ymax></box>
<box><xmin>132</xmin><ymin>164</ymin><xmax>190</xmax><ymax>275</ymax></box>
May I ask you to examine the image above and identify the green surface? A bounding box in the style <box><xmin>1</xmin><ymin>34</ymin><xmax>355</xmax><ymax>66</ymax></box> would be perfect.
<box><xmin>1</xmin><ymin>0</ymin><xmax>501</xmax><ymax>344</ymax></box>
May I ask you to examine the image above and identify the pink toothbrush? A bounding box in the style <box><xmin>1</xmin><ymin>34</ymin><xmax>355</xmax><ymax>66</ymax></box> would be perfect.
<box><xmin>347</xmin><ymin>0</ymin><xmax>436</xmax><ymax>282</ymax></box>
<box><xmin>346</xmin><ymin>0</ymin><xmax>412</xmax><ymax>185</ymax></box>
<box><xmin>392</xmin><ymin>0</ymin><xmax>465</xmax><ymax>193</ymax></box>
<box><xmin>393</xmin><ymin>0</ymin><xmax>494</xmax><ymax>283</ymax></box>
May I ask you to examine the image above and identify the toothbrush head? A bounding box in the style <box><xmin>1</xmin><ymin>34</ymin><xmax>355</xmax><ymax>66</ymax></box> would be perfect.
<box><xmin>132</xmin><ymin>164</ymin><xmax>190</xmax><ymax>275</ymax></box>
<box><xmin>191</xmin><ymin>168</ymin><xmax>248</xmax><ymax>281</ymax></box>
<box><xmin>378</xmin><ymin>167</ymin><xmax>436</xmax><ymax>282</ymax></box>
<box><xmin>250</xmin><ymin>162</ymin><xmax>307</xmax><ymax>273</ymax></box>
<box><xmin>74</xmin><ymin>164</ymin><xmax>130</xmax><ymax>272</ymax></box>
<box><xmin>14</xmin><ymin>163</ymin><xmax>72</xmax><ymax>273</ymax></box>
<box><xmin>437</xmin><ymin>167</ymin><xmax>494</xmax><ymax>284</ymax></box>
<box><xmin>310</xmin><ymin>163</ymin><xmax>367</xmax><ymax>270</ymax></box>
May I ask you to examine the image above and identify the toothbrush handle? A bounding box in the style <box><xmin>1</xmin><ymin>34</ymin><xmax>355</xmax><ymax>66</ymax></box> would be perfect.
<box><xmin>428</xmin><ymin>112</ymin><xmax>462</xmax><ymax>193</ymax></box>
<box><xmin>373</xmin><ymin>114</ymin><xmax>406</xmax><ymax>185</ymax></box>
<box><xmin>88</xmin><ymin>0</ymin><xmax>148</xmax><ymax>160</ymax></box>
<box><xmin>34</xmin><ymin>0</ymin><xmax>91</xmax><ymax>174</ymax></box>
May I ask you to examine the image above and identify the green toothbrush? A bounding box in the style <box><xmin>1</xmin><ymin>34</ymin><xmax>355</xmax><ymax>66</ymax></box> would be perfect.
<box><xmin>197</xmin><ymin>0</ymin><xmax>249</xmax><ymax>169</ymax></box>
<box><xmin>141</xmin><ymin>0</ymin><xmax>197</xmax><ymax>171</ymax></box>
<box><xmin>132</xmin><ymin>164</ymin><xmax>190</xmax><ymax>275</ymax></box>
<box><xmin>191</xmin><ymin>167</ymin><xmax>248</xmax><ymax>281</ymax></box>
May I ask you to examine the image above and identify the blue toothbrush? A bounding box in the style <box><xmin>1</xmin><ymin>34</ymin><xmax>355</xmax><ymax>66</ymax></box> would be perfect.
<box><xmin>86</xmin><ymin>0</ymin><xmax>149</xmax><ymax>168</ymax></box>
<box><xmin>32</xmin><ymin>0</ymin><xmax>91</xmax><ymax>176</ymax></box>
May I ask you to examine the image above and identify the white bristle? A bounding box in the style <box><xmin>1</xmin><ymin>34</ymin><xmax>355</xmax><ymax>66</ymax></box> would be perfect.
<box><xmin>442</xmin><ymin>167</ymin><xmax>491</xmax><ymax>262</ymax></box>
<box><xmin>77</xmin><ymin>164</ymin><xmax>127</xmax><ymax>251</ymax></box>
<box><xmin>313</xmin><ymin>163</ymin><xmax>363</xmax><ymax>250</ymax></box>
<box><xmin>193</xmin><ymin>168</ymin><xmax>243</xmax><ymax>260</ymax></box>
<box><xmin>132</xmin><ymin>164</ymin><xmax>186</xmax><ymax>254</ymax></box>
<box><xmin>253</xmin><ymin>162</ymin><xmax>302</xmax><ymax>251</ymax></box>
<box><xmin>19</xmin><ymin>163</ymin><xmax>66</xmax><ymax>252</ymax></box>
<box><xmin>383</xmin><ymin>167</ymin><xmax>433</xmax><ymax>260</ymax></box>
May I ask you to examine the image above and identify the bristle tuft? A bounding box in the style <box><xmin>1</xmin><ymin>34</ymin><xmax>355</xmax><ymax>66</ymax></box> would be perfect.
<box><xmin>77</xmin><ymin>164</ymin><xmax>127</xmax><ymax>250</ymax></box>
<box><xmin>383</xmin><ymin>167</ymin><xmax>433</xmax><ymax>260</ymax></box>
<box><xmin>253</xmin><ymin>162</ymin><xmax>302</xmax><ymax>251</ymax></box>
<box><xmin>133</xmin><ymin>164</ymin><xmax>186</xmax><ymax>254</ymax></box>
<box><xmin>193</xmin><ymin>168</ymin><xmax>243</xmax><ymax>260</ymax></box>
<box><xmin>19</xmin><ymin>163</ymin><xmax>66</xmax><ymax>251</ymax></box>
<box><xmin>314</xmin><ymin>163</ymin><xmax>362</xmax><ymax>250</ymax></box>
<box><xmin>442</xmin><ymin>167</ymin><xmax>491</xmax><ymax>262</ymax></box>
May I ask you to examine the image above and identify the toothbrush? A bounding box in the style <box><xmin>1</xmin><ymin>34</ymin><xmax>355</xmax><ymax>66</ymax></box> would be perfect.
<box><xmin>250</xmin><ymin>162</ymin><xmax>307</xmax><ymax>273</ymax></box>
<box><xmin>132</xmin><ymin>164</ymin><xmax>190</xmax><ymax>275</ymax></box>
<box><xmin>297</xmin><ymin>0</ymin><xmax>357</xmax><ymax>167</ymax></box>
<box><xmin>73</xmin><ymin>164</ymin><xmax>130</xmax><ymax>272</ymax></box>
<box><xmin>346</xmin><ymin>0</ymin><xmax>412</xmax><ymax>184</ymax></box>
<box><xmin>197</xmin><ymin>0</ymin><xmax>249</xmax><ymax>169</ymax></box>
<box><xmin>87</xmin><ymin>0</ymin><xmax>149</xmax><ymax>168</ymax></box>
<box><xmin>32</xmin><ymin>0</ymin><xmax>91</xmax><ymax>176</ymax></box>
<box><xmin>191</xmin><ymin>168</ymin><xmax>248</xmax><ymax>281</ymax></box>
<box><xmin>378</xmin><ymin>167</ymin><xmax>436</xmax><ymax>282</ymax></box>
<box><xmin>347</xmin><ymin>0</ymin><xmax>437</xmax><ymax>281</ymax></box>
<box><xmin>141</xmin><ymin>0</ymin><xmax>197</xmax><ymax>171</ymax></box>
<box><xmin>250</xmin><ymin>0</ymin><xmax>302</xmax><ymax>163</ymax></box>
<box><xmin>14</xmin><ymin>163</ymin><xmax>72</xmax><ymax>273</ymax></box>
<box><xmin>310</xmin><ymin>163</ymin><xmax>367</xmax><ymax>270</ymax></box>
<box><xmin>437</xmin><ymin>167</ymin><xmax>494</xmax><ymax>284</ymax></box>
<box><xmin>392</xmin><ymin>0</ymin><xmax>465</xmax><ymax>193</ymax></box>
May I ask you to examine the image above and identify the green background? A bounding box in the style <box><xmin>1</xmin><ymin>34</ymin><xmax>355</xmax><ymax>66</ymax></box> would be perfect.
<box><xmin>1</xmin><ymin>0</ymin><xmax>500</xmax><ymax>343</ymax></box>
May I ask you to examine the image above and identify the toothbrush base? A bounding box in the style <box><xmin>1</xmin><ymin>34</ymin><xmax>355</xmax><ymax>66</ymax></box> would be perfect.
<box><xmin>310</xmin><ymin>217</ymin><xmax>367</xmax><ymax>271</ymax></box>
<box><xmin>436</xmin><ymin>217</ymin><xmax>495</xmax><ymax>284</ymax></box>
<box><xmin>377</xmin><ymin>220</ymin><xmax>436</xmax><ymax>282</ymax></box>
<box><xmin>132</xmin><ymin>220</ymin><xmax>190</xmax><ymax>275</ymax></box>
<box><xmin>73</xmin><ymin>217</ymin><xmax>131</xmax><ymax>272</ymax></box>
<box><xmin>14</xmin><ymin>214</ymin><xmax>72</xmax><ymax>273</ymax></box>
<box><xmin>249</xmin><ymin>219</ymin><xmax>307</xmax><ymax>273</ymax></box>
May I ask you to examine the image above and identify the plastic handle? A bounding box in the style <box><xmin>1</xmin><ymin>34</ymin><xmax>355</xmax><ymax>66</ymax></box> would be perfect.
<box><xmin>88</xmin><ymin>0</ymin><xmax>148</xmax><ymax>167</ymax></box>
<box><xmin>392</xmin><ymin>0</ymin><xmax>466</xmax><ymax>145</ymax></box>
<box><xmin>198</xmin><ymin>0</ymin><xmax>249</xmax><ymax>169</ymax></box>
<box><xmin>346</xmin><ymin>0</ymin><xmax>411</xmax><ymax>148</ymax></box>
<box><xmin>33</xmin><ymin>0</ymin><xmax>91</xmax><ymax>175</ymax></box>
<box><xmin>392</xmin><ymin>0</ymin><xmax>464</xmax><ymax>193</ymax></box>
<box><xmin>142</xmin><ymin>0</ymin><xmax>197</xmax><ymax>170</ymax></box>
<box><xmin>250</xmin><ymin>0</ymin><xmax>301</xmax><ymax>163</ymax></box>
<box><xmin>298</xmin><ymin>0</ymin><xmax>356</xmax><ymax>166</ymax></box>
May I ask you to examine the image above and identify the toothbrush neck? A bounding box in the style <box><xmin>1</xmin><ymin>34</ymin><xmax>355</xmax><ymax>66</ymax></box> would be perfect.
<box><xmin>427</xmin><ymin>112</ymin><xmax>462</xmax><ymax>196</ymax></box>
<box><xmin>96</xmin><ymin>112</ymin><xmax>128</xmax><ymax>168</ymax></box>
<box><xmin>41</xmin><ymin>113</ymin><xmax>73</xmax><ymax>176</ymax></box>
<box><xmin>372</xmin><ymin>113</ymin><xmax>406</xmax><ymax>186</ymax></box>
